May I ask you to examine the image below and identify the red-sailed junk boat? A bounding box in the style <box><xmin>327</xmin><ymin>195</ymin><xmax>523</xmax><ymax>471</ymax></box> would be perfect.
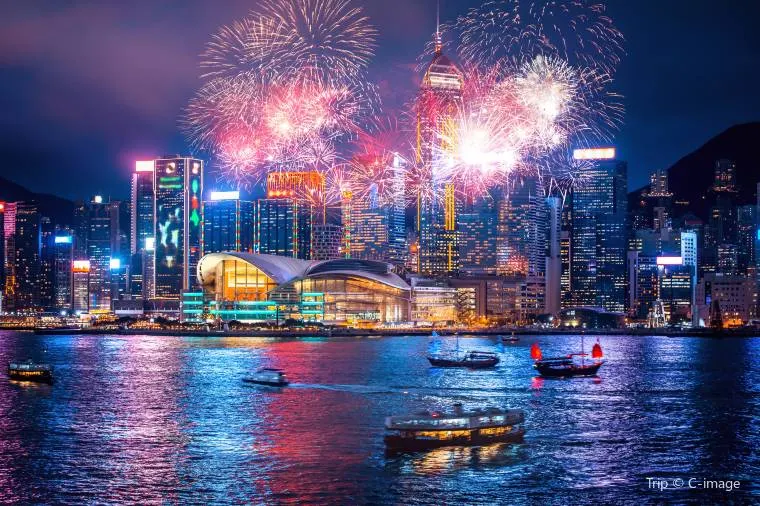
<box><xmin>531</xmin><ymin>338</ymin><xmax>604</xmax><ymax>378</ymax></box>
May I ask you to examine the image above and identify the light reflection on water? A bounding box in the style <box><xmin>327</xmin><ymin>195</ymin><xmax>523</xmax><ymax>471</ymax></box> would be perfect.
<box><xmin>0</xmin><ymin>331</ymin><xmax>757</xmax><ymax>504</ymax></box>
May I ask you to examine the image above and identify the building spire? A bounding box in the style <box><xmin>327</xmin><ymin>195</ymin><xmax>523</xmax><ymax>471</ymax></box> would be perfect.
<box><xmin>434</xmin><ymin>0</ymin><xmax>442</xmax><ymax>55</ymax></box>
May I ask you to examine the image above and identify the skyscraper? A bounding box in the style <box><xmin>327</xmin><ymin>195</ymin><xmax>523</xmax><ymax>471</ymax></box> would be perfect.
<box><xmin>154</xmin><ymin>156</ymin><xmax>203</xmax><ymax>299</ymax></box>
<box><xmin>53</xmin><ymin>234</ymin><xmax>74</xmax><ymax>310</ymax></box>
<box><xmin>256</xmin><ymin>199</ymin><xmax>311</xmax><ymax>258</ymax></box>
<box><xmin>0</xmin><ymin>202</ymin><xmax>4</xmax><ymax>303</ymax></box>
<box><xmin>87</xmin><ymin>196</ymin><xmax>116</xmax><ymax>311</ymax></box>
<box><xmin>3</xmin><ymin>202</ymin><xmax>17</xmax><ymax>311</ymax></box>
<box><xmin>544</xmin><ymin>196</ymin><xmax>563</xmax><ymax>315</ymax></box>
<box><xmin>203</xmin><ymin>191</ymin><xmax>255</xmax><ymax>254</ymax></box>
<box><xmin>417</xmin><ymin>23</ymin><xmax>463</xmax><ymax>275</ymax></box>
<box><xmin>457</xmin><ymin>197</ymin><xmax>497</xmax><ymax>275</ymax></box>
<box><xmin>131</xmin><ymin>161</ymin><xmax>156</xmax><ymax>254</ymax></box>
<box><xmin>571</xmin><ymin>151</ymin><xmax>628</xmax><ymax>312</ymax></box>
<box><xmin>13</xmin><ymin>202</ymin><xmax>42</xmax><ymax>311</ymax></box>
<box><xmin>496</xmin><ymin>179</ymin><xmax>546</xmax><ymax>277</ymax></box>
<box><xmin>130</xmin><ymin>161</ymin><xmax>155</xmax><ymax>300</ymax></box>
<box><xmin>39</xmin><ymin>217</ymin><xmax>55</xmax><ymax>309</ymax></box>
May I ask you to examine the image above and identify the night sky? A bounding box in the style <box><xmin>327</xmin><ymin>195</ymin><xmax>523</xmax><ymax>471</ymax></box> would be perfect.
<box><xmin>2</xmin><ymin>0</ymin><xmax>760</xmax><ymax>201</ymax></box>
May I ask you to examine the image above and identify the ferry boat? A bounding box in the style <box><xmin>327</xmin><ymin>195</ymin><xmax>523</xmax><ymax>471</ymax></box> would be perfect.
<box><xmin>385</xmin><ymin>404</ymin><xmax>525</xmax><ymax>452</ymax></box>
<box><xmin>8</xmin><ymin>360</ymin><xmax>54</xmax><ymax>384</ymax></box>
<box><xmin>531</xmin><ymin>339</ymin><xmax>604</xmax><ymax>378</ymax></box>
<box><xmin>243</xmin><ymin>368</ymin><xmax>289</xmax><ymax>387</ymax></box>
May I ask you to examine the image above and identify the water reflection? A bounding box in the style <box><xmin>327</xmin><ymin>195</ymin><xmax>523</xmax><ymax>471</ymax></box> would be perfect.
<box><xmin>0</xmin><ymin>331</ymin><xmax>757</xmax><ymax>503</ymax></box>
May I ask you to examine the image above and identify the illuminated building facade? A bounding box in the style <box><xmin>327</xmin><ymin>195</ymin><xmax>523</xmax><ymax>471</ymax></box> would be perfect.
<box><xmin>72</xmin><ymin>260</ymin><xmax>90</xmax><ymax>312</ymax></box>
<box><xmin>410</xmin><ymin>278</ymin><xmax>457</xmax><ymax>324</ymax></box>
<box><xmin>417</xmin><ymin>27</ymin><xmax>463</xmax><ymax>275</ymax></box>
<box><xmin>457</xmin><ymin>197</ymin><xmax>497</xmax><ymax>275</ymax></box>
<box><xmin>203</xmin><ymin>191</ymin><xmax>255</xmax><ymax>254</ymax></box>
<box><xmin>698</xmin><ymin>273</ymin><xmax>757</xmax><ymax>326</ymax></box>
<box><xmin>131</xmin><ymin>161</ymin><xmax>155</xmax><ymax>299</ymax></box>
<box><xmin>13</xmin><ymin>202</ymin><xmax>42</xmax><ymax>311</ymax></box>
<box><xmin>256</xmin><ymin>199</ymin><xmax>312</xmax><ymax>259</ymax></box>
<box><xmin>737</xmin><ymin>205</ymin><xmax>757</xmax><ymax>275</ymax></box>
<box><xmin>0</xmin><ymin>202</ymin><xmax>4</xmax><ymax>298</ymax></box>
<box><xmin>658</xmin><ymin>263</ymin><xmax>693</xmax><ymax>323</ymax></box>
<box><xmin>53</xmin><ymin>234</ymin><xmax>74</xmax><ymax>310</ymax></box>
<box><xmin>191</xmin><ymin>253</ymin><xmax>410</xmax><ymax>324</ymax></box>
<box><xmin>571</xmin><ymin>153</ymin><xmax>628</xmax><ymax>312</ymax></box>
<box><xmin>544</xmin><ymin>196</ymin><xmax>562</xmax><ymax>315</ymax></box>
<box><xmin>627</xmin><ymin>251</ymin><xmax>659</xmax><ymax>319</ymax></box>
<box><xmin>154</xmin><ymin>156</ymin><xmax>203</xmax><ymax>299</ymax></box>
<box><xmin>311</xmin><ymin>224</ymin><xmax>342</xmax><ymax>260</ymax></box>
<box><xmin>87</xmin><ymin>196</ymin><xmax>118</xmax><ymax>310</ymax></box>
<box><xmin>497</xmin><ymin>179</ymin><xmax>546</xmax><ymax>278</ymax></box>
<box><xmin>3</xmin><ymin>202</ymin><xmax>16</xmax><ymax>311</ymax></box>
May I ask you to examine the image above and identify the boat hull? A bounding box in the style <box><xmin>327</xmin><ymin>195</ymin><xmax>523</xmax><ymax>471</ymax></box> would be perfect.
<box><xmin>8</xmin><ymin>369</ymin><xmax>53</xmax><ymax>384</ymax></box>
<box><xmin>534</xmin><ymin>361</ymin><xmax>602</xmax><ymax>378</ymax></box>
<box><xmin>427</xmin><ymin>357</ymin><xmax>499</xmax><ymax>369</ymax></box>
<box><xmin>385</xmin><ymin>426</ymin><xmax>525</xmax><ymax>453</ymax></box>
<box><xmin>242</xmin><ymin>378</ymin><xmax>288</xmax><ymax>387</ymax></box>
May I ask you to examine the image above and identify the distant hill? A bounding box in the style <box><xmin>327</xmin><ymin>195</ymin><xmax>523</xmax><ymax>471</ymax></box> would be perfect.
<box><xmin>0</xmin><ymin>175</ymin><xmax>75</xmax><ymax>225</ymax></box>
<box><xmin>631</xmin><ymin>122</ymin><xmax>760</xmax><ymax>219</ymax></box>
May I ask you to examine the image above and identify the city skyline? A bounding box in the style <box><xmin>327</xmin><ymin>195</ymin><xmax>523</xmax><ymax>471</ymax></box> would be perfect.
<box><xmin>2</xmin><ymin>1</ymin><xmax>760</xmax><ymax>200</ymax></box>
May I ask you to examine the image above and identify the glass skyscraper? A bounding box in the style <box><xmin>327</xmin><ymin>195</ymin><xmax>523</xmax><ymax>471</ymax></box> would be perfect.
<box><xmin>154</xmin><ymin>156</ymin><xmax>203</xmax><ymax>299</ymax></box>
<box><xmin>203</xmin><ymin>191</ymin><xmax>254</xmax><ymax>254</ymax></box>
<box><xmin>571</xmin><ymin>157</ymin><xmax>628</xmax><ymax>312</ymax></box>
<box><xmin>256</xmin><ymin>199</ymin><xmax>311</xmax><ymax>259</ymax></box>
<box><xmin>53</xmin><ymin>234</ymin><xmax>74</xmax><ymax>310</ymax></box>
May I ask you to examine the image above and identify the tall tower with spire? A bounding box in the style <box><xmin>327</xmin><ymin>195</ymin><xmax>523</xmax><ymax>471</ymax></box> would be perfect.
<box><xmin>416</xmin><ymin>4</ymin><xmax>463</xmax><ymax>275</ymax></box>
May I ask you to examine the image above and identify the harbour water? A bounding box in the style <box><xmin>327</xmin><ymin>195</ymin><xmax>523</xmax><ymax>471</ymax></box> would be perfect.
<box><xmin>0</xmin><ymin>331</ymin><xmax>757</xmax><ymax>504</ymax></box>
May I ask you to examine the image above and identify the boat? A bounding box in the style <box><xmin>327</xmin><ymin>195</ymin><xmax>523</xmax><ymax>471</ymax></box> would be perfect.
<box><xmin>502</xmin><ymin>333</ymin><xmax>519</xmax><ymax>343</ymax></box>
<box><xmin>427</xmin><ymin>335</ymin><xmax>500</xmax><ymax>368</ymax></box>
<box><xmin>242</xmin><ymin>368</ymin><xmax>289</xmax><ymax>387</ymax></box>
<box><xmin>428</xmin><ymin>351</ymin><xmax>500</xmax><ymax>368</ymax></box>
<box><xmin>384</xmin><ymin>403</ymin><xmax>525</xmax><ymax>452</ymax></box>
<box><xmin>8</xmin><ymin>360</ymin><xmax>54</xmax><ymax>384</ymax></box>
<box><xmin>531</xmin><ymin>339</ymin><xmax>604</xmax><ymax>378</ymax></box>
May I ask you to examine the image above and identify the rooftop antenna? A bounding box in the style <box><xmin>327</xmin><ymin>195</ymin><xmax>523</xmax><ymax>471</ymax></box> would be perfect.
<box><xmin>434</xmin><ymin>0</ymin><xmax>442</xmax><ymax>55</ymax></box>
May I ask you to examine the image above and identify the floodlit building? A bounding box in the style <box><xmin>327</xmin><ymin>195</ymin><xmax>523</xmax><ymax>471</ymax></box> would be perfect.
<box><xmin>154</xmin><ymin>156</ymin><xmax>204</xmax><ymax>299</ymax></box>
<box><xmin>189</xmin><ymin>253</ymin><xmax>410</xmax><ymax>325</ymax></box>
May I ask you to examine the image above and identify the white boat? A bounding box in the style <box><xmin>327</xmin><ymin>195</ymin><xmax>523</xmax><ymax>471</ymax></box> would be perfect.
<box><xmin>243</xmin><ymin>368</ymin><xmax>289</xmax><ymax>387</ymax></box>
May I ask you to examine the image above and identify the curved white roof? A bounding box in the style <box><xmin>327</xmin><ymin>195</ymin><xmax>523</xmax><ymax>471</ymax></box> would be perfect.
<box><xmin>197</xmin><ymin>253</ymin><xmax>410</xmax><ymax>291</ymax></box>
<box><xmin>198</xmin><ymin>252</ymin><xmax>310</xmax><ymax>286</ymax></box>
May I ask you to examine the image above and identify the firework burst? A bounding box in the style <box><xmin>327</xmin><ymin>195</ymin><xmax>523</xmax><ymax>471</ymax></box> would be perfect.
<box><xmin>185</xmin><ymin>0</ymin><xmax>377</xmax><ymax>187</ymax></box>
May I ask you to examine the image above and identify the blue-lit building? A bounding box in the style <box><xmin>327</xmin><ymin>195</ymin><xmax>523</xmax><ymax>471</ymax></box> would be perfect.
<box><xmin>256</xmin><ymin>199</ymin><xmax>312</xmax><ymax>259</ymax></box>
<box><xmin>457</xmin><ymin>197</ymin><xmax>497</xmax><ymax>275</ymax></box>
<box><xmin>131</xmin><ymin>161</ymin><xmax>155</xmax><ymax>299</ymax></box>
<box><xmin>571</xmin><ymin>153</ymin><xmax>628</xmax><ymax>312</ymax></box>
<box><xmin>154</xmin><ymin>156</ymin><xmax>203</xmax><ymax>299</ymax></box>
<box><xmin>53</xmin><ymin>234</ymin><xmax>74</xmax><ymax>310</ymax></box>
<box><xmin>86</xmin><ymin>196</ymin><xmax>119</xmax><ymax>311</ymax></box>
<box><xmin>202</xmin><ymin>191</ymin><xmax>254</xmax><ymax>255</ymax></box>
